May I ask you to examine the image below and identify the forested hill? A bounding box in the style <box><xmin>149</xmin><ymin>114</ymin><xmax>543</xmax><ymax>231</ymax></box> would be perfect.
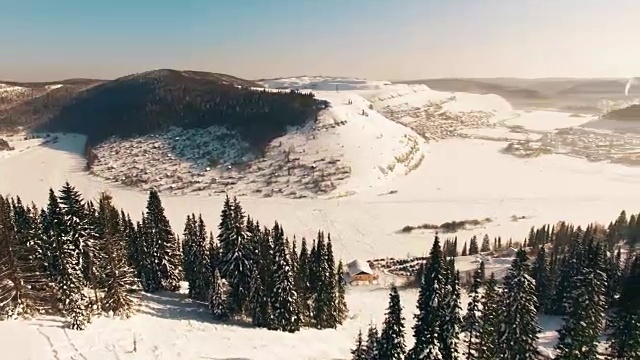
<box><xmin>0</xmin><ymin>69</ymin><xmax>325</xmax><ymax>152</ymax></box>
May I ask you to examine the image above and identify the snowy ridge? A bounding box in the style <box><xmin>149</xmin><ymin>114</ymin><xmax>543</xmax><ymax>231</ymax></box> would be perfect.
<box><xmin>263</xmin><ymin>76</ymin><xmax>392</xmax><ymax>91</ymax></box>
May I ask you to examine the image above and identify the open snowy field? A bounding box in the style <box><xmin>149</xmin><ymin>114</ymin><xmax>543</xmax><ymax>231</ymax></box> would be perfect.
<box><xmin>1</xmin><ymin>76</ymin><xmax>639</xmax><ymax>359</ymax></box>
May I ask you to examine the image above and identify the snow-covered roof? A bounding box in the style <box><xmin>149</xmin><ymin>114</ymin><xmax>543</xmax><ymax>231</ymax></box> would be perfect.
<box><xmin>347</xmin><ymin>259</ymin><xmax>373</xmax><ymax>276</ymax></box>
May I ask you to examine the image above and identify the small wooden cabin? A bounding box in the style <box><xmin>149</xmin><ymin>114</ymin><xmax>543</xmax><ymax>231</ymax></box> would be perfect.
<box><xmin>346</xmin><ymin>259</ymin><xmax>378</xmax><ymax>284</ymax></box>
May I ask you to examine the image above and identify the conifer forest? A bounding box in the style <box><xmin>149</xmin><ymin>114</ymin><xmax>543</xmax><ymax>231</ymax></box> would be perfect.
<box><xmin>1</xmin><ymin>184</ymin><xmax>639</xmax><ymax>359</ymax></box>
<box><xmin>0</xmin><ymin>184</ymin><xmax>347</xmax><ymax>333</ymax></box>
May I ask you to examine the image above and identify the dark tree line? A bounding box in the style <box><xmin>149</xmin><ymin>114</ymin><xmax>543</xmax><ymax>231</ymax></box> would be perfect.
<box><xmin>352</xmin><ymin>209</ymin><xmax>640</xmax><ymax>359</ymax></box>
<box><xmin>0</xmin><ymin>186</ymin><xmax>347</xmax><ymax>334</ymax></box>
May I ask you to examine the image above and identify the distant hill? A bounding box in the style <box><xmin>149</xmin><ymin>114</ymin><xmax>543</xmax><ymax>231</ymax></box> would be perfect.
<box><xmin>0</xmin><ymin>69</ymin><xmax>324</xmax><ymax>152</ymax></box>
<box><xmin>404</xmin><ymin>78</ymin><xmax>547</xmax><ymax>100</ymax></box>
<box><xmin>604</xmin><ymin>104</ymin><xmax>640</xmax><ymax>121</ymax></box>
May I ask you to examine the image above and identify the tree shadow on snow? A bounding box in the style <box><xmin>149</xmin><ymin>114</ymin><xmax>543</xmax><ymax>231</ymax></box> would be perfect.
<box><xmin>139</xmin><ymin>291</ymin><xmax>255</xmax><ymax>329</ymax></box>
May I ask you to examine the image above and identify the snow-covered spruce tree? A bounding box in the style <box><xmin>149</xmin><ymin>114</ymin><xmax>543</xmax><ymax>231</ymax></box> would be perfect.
<box><xmin>296</xmin><ymin>237</ymin><xmax>312</xmax><ymax>325</ymax></box>
<box><xmin>554</xmin><ymin>265</ymin><xmax>606</xmax><ymax>359</ymax></box>
<box><xmin>605</xmin><ymin>246</ymin><xmax>623</xmax><ymax>307</ymax></box>
<box><xmin>335</xmin><ymin>259</ymin><xmax>349</xmax><ymax>324</ymax></box>
<box><xmin>461</xmin><ymin>241</ymin><xmax>468</xmax><ymax>257</ymax></box>
<box><xmin>531</xmin><ymin>245</ymin><xmax>551</xmax><ymax>313</ymax></box>
<box><xmin>364</xmin><ymin>323</ymin><xmax>380</xmax><ymax>360</ymax></box>
<box><xmin>468</xmin><ymin>235</ymin><xmax>479</xmax><ymax>255</ymax></box>
<box><xmin>141</xmin><ymin>189</ymin><xmax>181</xmax><ymax>292</ymax></box>
<box><xmin>351</xmin><ymin>329</ymin><xmax>367</xmax><ymax>360</ymax></box>
<box><xmin>218</xmin><ymin>196</ymin><xmax>253</xmax><ymax>317</ymax></box>
<box><xmin>311</xmin><ymin>231</ymin><xmax>328</xmax><ymax>328</ymax></box>
<box><xmin>607</xmin><ymin>255</ymin><xmax>640</xmax><ymax>359</ymax></box>
<box><xmin>209</xmin><ymin>267</ymin><xmax>228</xmax><ymax>321</ymax></box>
<box><xmin>496</xmin><ymin>249</ymin><xmax>540</xmax><ymax>360</ymax></box>
<box><xmin>439</xmin><ymin>260</ymin><xmax>462</xmax><ymax>360</ymax></box>
<box><xmin>41</xmin><ymin>188</ymin><xmax>64</xmax><ymax>283</ymax></box>
<box><xmin>187</xmin><ymin>215</ymin><xmax>211</xmax><ymax>301</ymax></box>
<box><xmin>378</xmin><ymin>285</ymin><xmax>406</xmax><ymax>360</ymax></box>
<box><xmin>476</xmin><ymin>273</ymin><xmax>501</xmax><ymax>360</ymax></box>
<box><xmin>462</xmin><ymin>262</ymin><xmax>484</xmax><ymax>359</ymax></box>
<box><xmin>181</xmin><ymin>214</ymin><xmax>196</xmax><ymax>296</ymax></box>
<box><xmin>0</xmin><ymin>196</ymin><xmax>48</xmax><ymax>318</ymax></box>
<box><xmin>480</xmin><ymin>234</ymin><xmax>491</xmax><ymax>253</ymax></box>
<box><xmin>97</xmin><ymin>192</ymin><xmax>140</xmax><ymax>318</ymax></box>
<box><xmin>269</xmin><ymin>222</ymin><xmax>300</xmax><ymax>332</ymax></box>
<box><xmin>407</xmin><ymin>235</ymin><xmax>446</xmax><ymax>360</ymax></box>
<box><xmin>58</xmin><ymin>182</ymin><xmax>92</xmax><ymax>330</ymax></box>
<box><xmin>119</xmin><ymin>211</ymin><xmax>140</xmax><ymax>277</ymax></box>
<box><xmin>248</xmin><ymin>225</ymin><xmax>273</xmax><ymax>328</ymax></box>
<box><xmin>323</xmin><ymin>234</ymin><xmax>338</xmax><ymax>328</ymax></box>
<box><xmin>82</xmin><ymin>200</ymin><xmax>101</xmax><ymax>305</ymax></box>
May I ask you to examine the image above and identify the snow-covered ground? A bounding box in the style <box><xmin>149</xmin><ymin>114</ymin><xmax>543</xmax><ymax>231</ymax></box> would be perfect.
<box><xmin>2</xmin><ymin>75</ymin><xmax>640</xmax><ymax>359</ymax></box>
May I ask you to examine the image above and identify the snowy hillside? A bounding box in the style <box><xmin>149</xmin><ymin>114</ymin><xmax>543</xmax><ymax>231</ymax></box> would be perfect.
<box><xmin>88</xmin><ymin>86</ymin><xmax>427</xmax><ymax>198</ymax></box>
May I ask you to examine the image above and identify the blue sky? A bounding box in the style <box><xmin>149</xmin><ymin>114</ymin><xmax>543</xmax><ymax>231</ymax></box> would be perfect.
<box><xmin>1</xmin><ymin>0</ymin><xmax>639</xmax><ymax>81</ymax></box>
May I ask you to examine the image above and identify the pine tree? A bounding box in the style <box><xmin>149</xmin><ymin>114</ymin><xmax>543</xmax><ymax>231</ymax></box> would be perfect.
<box><xmin>209</xmin><ymin>267</ymin><xmax>228</xmax><ymax>321</ymax></box>
<box><xmin>461</xmin><ymin>241</ymin><xmax>468</xmax><ymax>257</ymax></box>
<box><xmin>250</xmin><ymin>226</ymin><xmax>273</xmax><ymax>328</ymax></box>
<box><xmin>140</xmin><ymin>189</ymin><xmax>180</xmax><ymax>292</ymax></box>
<box><xmin>480</xmin><ymin>234</ymin><xmax>491</xmax><ymax>253</ymax></box>
<box><xmin>351</xmin><ymin>329</ymin><xmax>367</xmax><ymax>360</ymax></box>
<box><xmin>463</xmin><ymin>263</ymin><xmax>483</xmax><ymax>359</ymax></box>
<box><xmin>496</xmin><ymin>249</ymin><xmax>540</xmax><ymax>359</ymax></box>
<box><xmin>335</xmin><ymin>260</ymin><xmax>348</xmax><ymax>324</ymax></box>
<box><xmin>0</xmin><ymin>196</ymin><xmax>47</xmax><ymax>318</ymax></box>
<box><xmin>531</xmin><ymin>245</ymin><xmax>551</xmax><ymax>313</ymax></box>
<box><xmin>439</xmin><ymin>261</ymin><xmax>462</xmax><ymax>360</ymax></box>
<box><xmin>57</xmin><ymin>183</ymin><xmax>92</xmax><ymax>330</ymax></box>
<box><xmin>296</xmin><ymin>237</ymin><xmax>312</xmax><ymax>325</ymax></box>
<box><xmin>41</xmin><ymin>189</ymin><xmax>64</xmax><ymax>282</ymax></box>
<box><xmin>407</xmin><ymin>236</ymin><xmax>446</xmax><ymax>360</ymax></box>
<box><xmin>364</xmin><ymin>323</ymin><xmax>380</xmax><ymax>360</ymax></box>
<box><xmin>469</xmin><ymin>235</ymin><xmax>479</xmax><ymax>255</ymax></box>
<box><xmin>378</xmin><ymin>285</ymin><xmax>406</xmax><ymax>360</ymax></box>
<box><xmin>477</xmin><ymin>273</ymin><xmax>500</xmax><ymax>360</ymax></box>
<box><xmin>323</xmin><ymin>234</ymin><xmax>338</xmax><ymax>328</ymax></box>
<box><xmin>186</xmin><ymin>215</ymin><xmax>211</xmax><ymax>301</ymax></box>
<box><xmin>97</xmin><ymin>192</ymin><xmax>140</xmax><ymax>317</ymax></box>
<box><xmin>182</xmin><ymin>214</ymin><xmax>196</xmax><ymax>295</ymax></box>
<box><xmin>218</xmin><ymin>197</ymin><xmax>252</xmax><ymax>316</ymax></box>
<box><xmin>607</xmin><ymin>255</ymin><xmax>640</xmax><ymax>359</ymax></box>
<box><xmin>269</xmin><ymin>222</ymin><xmax>300</xmax><ymax>332</ymax></box>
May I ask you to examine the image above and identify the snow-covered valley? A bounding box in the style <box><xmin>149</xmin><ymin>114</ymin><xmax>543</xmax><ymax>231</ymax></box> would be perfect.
<box><xmin>1</xmin><ymin>76</ymin><xmax>640</xmax><ymax>359</ymax></box>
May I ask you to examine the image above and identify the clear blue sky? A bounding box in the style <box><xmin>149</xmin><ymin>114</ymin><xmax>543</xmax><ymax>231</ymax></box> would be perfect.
<box><xmin>2</xmin><ymin>0</ymin><xmax>639</xmax><ymax>81</ymax></box>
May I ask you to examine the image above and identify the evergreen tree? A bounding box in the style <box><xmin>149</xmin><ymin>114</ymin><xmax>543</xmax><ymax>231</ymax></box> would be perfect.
<box><xmin>607</xmin><ymin>255</ymin><xmax>640</xmax><ymax>359</ymax></box>
<box><xmin>477</xmin><ymin>273</ymin><xmax>500</xmax><ymax>360</ymax></box>
<box><xmin>461</xmin><ymin>241</ymin><xmax>468</xmax><ymax>257</ymax></box>
<box><xmin>323</xmin><ymin>234</ymin><xmax>338</xmax><ymax>328</ymax></box>
<box><xmin>57</xmin><ymin>183</ymin><xmax>92</xmax><ymax>330</ymax></box>
<box><xmin>440</xmin><ymin>262</ymin><xmax>462</xmax><ymax>360</ymax></box>
<box><xmin>469</xmin><ymin>235</ymin><xmax>479</xmax><ymax>255</ymax></box>
<box><xmin>209</xmin><ymin>267</ymin><xmax>228</xmax><ymax>321</ymax></box>
<box><xmin>378</xmin><ymin>285</ymin><xmax>406</xmax><ymax>360</ymax></box>
<box><xmin>140</xmin><ymin>189</ymin><xmax>181</xmax><ymax>292</ymax></box>
<box><xmin>480</xmin><ymin>234</ymin><xmax>491</xmax><ymax>252</ymax></box>
<box><xmin>296</xmin><ymin>237</ymin><xmax>312</xmax><ymax>325</ymax></box>
<box><xmin>364</xmin><ymin>323</ymin><xmax>380</xmax><ymax>360</ymax></box>
<box><xmin>496</xmin><ymin>249</ymin><xmax>540</xmax><ymax>359</ymax></box>
<box><xmin>407</xmin><ymin>236</ymin><xmax>446</xmax><ymax>360</ymax></box>
<box><xmin>531</xmin><ymin>245</ymin><xmax>551</xmax><ymax>313</ymax></box>
<box><xmin>335</xmin><ymin>259</ymin><xmax>348</xmax><ymax>324</ymax></box>
<box><xmin>41</xmin><ymin>189</ymin><xmax>64</xmax><ymax>282</ymax></box>
<box><xmin>0</xmin><ymin>196</ymin><xmax>47</xmax><ymax>318</ymax></box>
<box><xmin>250</xmin><ymin>226</ymin><xmax>273</xmax><ymax>328</ymax></box>
<box><xmin>189</xmin><ymin>215</ymin><xmax>211</xmax><ymax>301</ymax></box>
<box><xmin>351</xmin><ymin>329</ymin><xmax>367</xmax><ymax>360</ymax></box>
<box><xmin>269</xmin><ymin>222</ymin><xmax>300</xmax><ymax>332</ymax></box>
<box><xmin>462</xmin><ymin>264</ymin><xmax>483</xmax><ymax>359</ymax></box>
<box><xmin>182</xmin><ymin>214</ymin><xmax>196</xmax><ymax>295</ymax></box>
<box><xmin>97</xmin><ymin>192</ymin><xmax>140</xmax><ymax>317</ymax></box>
<box><xmin>218</xmin><ymin>196</ymin><xmax>252</xmax><ymax>316</ymax></box>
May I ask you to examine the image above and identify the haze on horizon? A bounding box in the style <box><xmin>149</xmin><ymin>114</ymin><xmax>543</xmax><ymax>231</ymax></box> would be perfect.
<box><xmin>2</xmin><ymin>0</ymin><xmax>639</xmax><ymax>82</ymax></box>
